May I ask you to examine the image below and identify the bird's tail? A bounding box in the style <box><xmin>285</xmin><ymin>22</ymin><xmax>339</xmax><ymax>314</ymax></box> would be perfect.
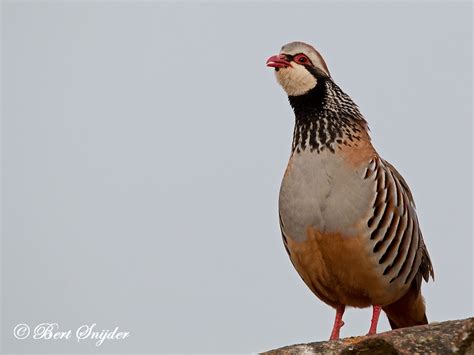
<box><xmin>382</xmin><ymin>278</ymin><xmax>428</xmax><ymax>329</ymax></box>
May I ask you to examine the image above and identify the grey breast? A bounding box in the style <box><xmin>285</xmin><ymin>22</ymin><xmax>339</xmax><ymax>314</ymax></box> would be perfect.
<box><xmin>279</xmin><ymin>150</ymin><xmax>376</xmax><ymax>243</ymax></box>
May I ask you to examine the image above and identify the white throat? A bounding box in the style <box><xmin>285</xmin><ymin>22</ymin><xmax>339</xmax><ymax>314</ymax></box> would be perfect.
<box><xmin>275</xmin><ymin>62</ymin><xmax>317</xmax><ymax>96</ymax></box>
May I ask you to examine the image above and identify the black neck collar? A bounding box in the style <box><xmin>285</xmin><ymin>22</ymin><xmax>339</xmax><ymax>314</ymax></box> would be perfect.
<box><xmin>287</xmin><ymin>77</ymin><xmax>369</xmax><ymax>154</ymax></box>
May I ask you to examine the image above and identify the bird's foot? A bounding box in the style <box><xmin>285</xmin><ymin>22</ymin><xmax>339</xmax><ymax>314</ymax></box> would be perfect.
<box><xmin>329</xmin><ymin>320</ymin><xmax>344</xmax><ymax>340</ymax></box>
<box><xmin>329</xmin><ymin>305</ymin><xmax>345</xmax><ymax>340</ymax></box>
<box><xmin>367</xmin><ymin>305</ymin><xmax>381</xmax><ymax>336</ymax></box>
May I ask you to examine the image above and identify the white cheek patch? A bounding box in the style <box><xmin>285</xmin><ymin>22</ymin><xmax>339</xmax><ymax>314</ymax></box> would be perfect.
<box><xmin>275</xmin><ymin>62</ymin><xmax>317</xmax><ymax>96</ymax></box>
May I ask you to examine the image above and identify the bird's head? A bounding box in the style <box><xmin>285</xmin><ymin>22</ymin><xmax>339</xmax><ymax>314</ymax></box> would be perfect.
<box><xmin>266</xmin><ymin>41</ymin><xmax>330</xmax><ymax>96</ymax></box>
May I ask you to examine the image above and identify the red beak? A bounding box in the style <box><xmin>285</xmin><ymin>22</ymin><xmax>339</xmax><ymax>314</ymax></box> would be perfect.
<box><xmin>266</xmin><ymin>54</ymin><xmax>291</xmax><ymax>68</ymax></box>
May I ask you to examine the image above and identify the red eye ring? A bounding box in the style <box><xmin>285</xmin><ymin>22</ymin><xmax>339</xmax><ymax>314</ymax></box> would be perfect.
<box><xmin>294</xmin><ymin>54</ymin><xmax>309</xmax><ymax>64</ymax></box>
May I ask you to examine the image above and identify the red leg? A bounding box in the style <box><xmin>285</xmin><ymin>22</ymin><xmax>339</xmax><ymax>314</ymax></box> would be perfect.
<box><xmin>329</xmin><ymin>305</ymin><xmax>345</xmax><ymax>340</ymax></box>
<box><xmin>368</xmin><ymin>305</ymin><xmax>381</xmax><ymax>335</ymax></box>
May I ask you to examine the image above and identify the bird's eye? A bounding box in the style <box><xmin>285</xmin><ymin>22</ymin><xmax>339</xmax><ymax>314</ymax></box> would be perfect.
<box><xmin>295</xmin><ymin>54</ymin><xmax>309</xmax><ymax>64</ymax></box>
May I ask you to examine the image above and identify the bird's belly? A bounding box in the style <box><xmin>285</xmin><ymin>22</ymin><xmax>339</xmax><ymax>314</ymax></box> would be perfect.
<box><xmin>285</xmin><ymin>226</ymin><xmax>407</xmax><ymax>307</ymax></box>
<box><xmin>279</xmin><ymin>151</ymin><xmax>408</xmax><ymax>306</ymax></box>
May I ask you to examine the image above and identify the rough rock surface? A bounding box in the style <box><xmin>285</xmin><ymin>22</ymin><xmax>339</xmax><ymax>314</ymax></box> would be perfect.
<box><xmin>263</xmin><ymin>317</ymin><xmax>473</xmax><ymax>354</ymax></box>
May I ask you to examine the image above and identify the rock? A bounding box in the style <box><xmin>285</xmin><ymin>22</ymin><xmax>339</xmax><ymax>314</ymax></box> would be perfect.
<box><xmin>262</xmin><ymin>317</ymin><xmax>473</xmax><ymax>355</ymax></box>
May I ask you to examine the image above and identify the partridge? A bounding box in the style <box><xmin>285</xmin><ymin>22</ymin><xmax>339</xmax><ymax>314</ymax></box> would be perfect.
<box><xmin>266</xmin><ymin>42</ymin><xmax>434</xmax><ymax>340</ymax></box>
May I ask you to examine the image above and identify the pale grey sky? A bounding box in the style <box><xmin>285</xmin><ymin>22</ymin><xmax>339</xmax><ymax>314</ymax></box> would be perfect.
<box><xmin>2</xmin><ymin>1</ymin><xmax>472</xmax><ymax>353</ymax></box>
